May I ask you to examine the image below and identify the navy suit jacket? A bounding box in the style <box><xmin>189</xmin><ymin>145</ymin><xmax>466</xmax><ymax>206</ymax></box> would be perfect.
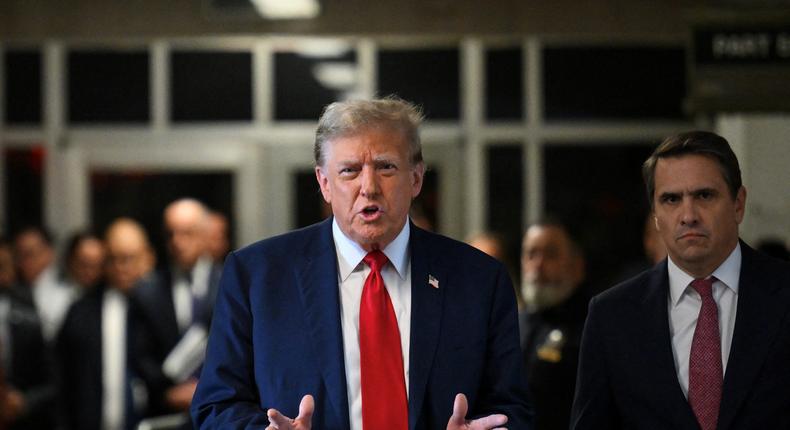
<box><xmin>571</xmin><ymin>242</ymin><xmax>790</xmax><ymax>429</ymax></box>
<box><xmin>192</xmin><ymin>218</ymin><xmax>533</xmax><ymax>429</ymax></box>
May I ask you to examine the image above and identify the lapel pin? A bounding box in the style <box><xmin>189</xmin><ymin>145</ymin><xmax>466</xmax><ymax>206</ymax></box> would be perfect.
<box><xmin>428</xmin><ymin>275</ymin><xmax>439</xmax><ymax>289</ymax></box>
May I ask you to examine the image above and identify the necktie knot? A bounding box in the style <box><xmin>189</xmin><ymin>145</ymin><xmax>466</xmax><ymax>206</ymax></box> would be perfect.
<box><xmin>691</xmin><ymin>277</ymin><xmax>715</xmax><ymax>298</ymax></box>
<box><xmin>363</xmin><ymin>250</ymin><xmax>388</xmax><ymax>273</ymax></box>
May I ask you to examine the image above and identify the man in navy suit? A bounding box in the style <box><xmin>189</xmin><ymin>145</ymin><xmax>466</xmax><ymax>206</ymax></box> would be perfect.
<box><xmin>192</xmin><ymin>97</ymin><xmax>532</xmax><ymax>429</ymax></box>
<box><xmin>571</xmin><ymin>131</ymin><xmax>790</xmax><ymax>429</ymax></box>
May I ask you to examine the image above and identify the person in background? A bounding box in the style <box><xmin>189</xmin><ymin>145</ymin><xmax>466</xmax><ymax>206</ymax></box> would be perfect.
<box><xmin>0</xmin><ymin>238</ymin><xmax>56</xmax><ymax>430</ymax></box>
<box><xmin>56</xmin><ymin>218</ymin><xmax>155</xmax><ymax>430</ymax></box>
<box><xmin>63</xmin><ymin>231</ymin><xmax>107</xmax><ymax>294</ymax></box>
<box><xmin>12</xmin><ymin>226</ymin><xmax>75</xmax><ymax>342</ymax></box>
<box><xmin>134</xmin><ymin>199</ymin><xmax>221</xmax><ymax>422</ymax></box>
<box><xmin>466</xmin><ymin>231</ymin><xmax>520</xmax><ymax>309</ymax></box>
<box><xmin>615</xmin><ymin>214</ymin><xmax>669</xmax><ymax>283</ymax></box>
<box><xmin>572</xmin><ymin>131</ymin><xmax>790</xmax><ymax>429</ymax></box>
<box><xmin>192</xmin><ymin>97</ymin><xmax>532</xmax><ymax>429</ymax></box>
<box><xmin>755</xmin><ymin>237</ymin><xmax>789</xmax><ymax>261</ymax></box>
<box><xmin>205</xmin><ymin>211</ymin><xmax>230</xmax><ymax>265</ymax></box>
<box><xmin>519</xmin><ymin>220</ymin><xmax>589</xmax><ymax>430</ymax></box>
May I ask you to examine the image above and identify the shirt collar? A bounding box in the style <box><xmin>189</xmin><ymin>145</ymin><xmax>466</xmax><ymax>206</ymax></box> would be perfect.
<box><xmin>332</xmin><ymin>217</ymin><xmax>411</xmax><ymax>282</ymax></box>
<box><xmin>668</xmin><ymin>242</ymin><xmax>741</xmax><ymax>307</ymax></box>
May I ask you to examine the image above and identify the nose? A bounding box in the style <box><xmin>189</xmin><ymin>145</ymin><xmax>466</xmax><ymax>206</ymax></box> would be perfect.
<box><xmin>359</xmin><ymin>165</ymin><xmax>380</xmax><ymax>197</ymax></box>
<box><xmin>679</xmin><ymin>197</ymin><xmax>699</xmax><ymax>226</ymax></box>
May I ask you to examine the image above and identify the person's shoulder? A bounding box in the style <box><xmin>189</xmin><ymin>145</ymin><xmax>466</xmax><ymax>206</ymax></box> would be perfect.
<box><xmin>593</xmin><ymin>263</ymin><xmax>664</xmax><ymax>308</ymax></box>
<box><xmin>233</xmin><ymin>219</ymin><xmax>331</xmax><ymax>263</ymax></box>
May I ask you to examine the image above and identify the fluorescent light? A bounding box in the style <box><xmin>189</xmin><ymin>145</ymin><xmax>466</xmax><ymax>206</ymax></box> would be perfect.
<box><xmin>250</xmin><ymin>0</ymin><xmax>320</xmax><ymax>19</ymax></box>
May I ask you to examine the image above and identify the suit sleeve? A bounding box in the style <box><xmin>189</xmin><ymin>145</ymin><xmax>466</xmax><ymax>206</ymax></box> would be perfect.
<box><xmin>570</xmin><ymin>296</ymin><xmax>617</xmax><ymax>429</ymax></box>
<box><xmin>476</xmin><ymin>263</ymin><xmax>535</xmax><ymax>428</ymax></box>
<box><xmin>191</xmin><ymin>251</ymin><xmax>268</xmax><ymax>428</ymax></box>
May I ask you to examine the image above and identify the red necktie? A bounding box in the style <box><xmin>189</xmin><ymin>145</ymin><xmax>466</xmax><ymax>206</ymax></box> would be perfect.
<box><xmin>359</xmin><ymin>250</ymin><xmax>408</xmax><ymax>430</ymax></box>
<box><xmin>688</xmin><ymin>277</ymin><xmax>722</xmax><ymax>430</ymax></box>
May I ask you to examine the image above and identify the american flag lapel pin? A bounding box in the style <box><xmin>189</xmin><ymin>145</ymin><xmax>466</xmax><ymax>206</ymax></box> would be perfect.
<box><xmin>428</xmin><ymin>274</ymin><xmax>439</xmax><ymax>289</ymax></box>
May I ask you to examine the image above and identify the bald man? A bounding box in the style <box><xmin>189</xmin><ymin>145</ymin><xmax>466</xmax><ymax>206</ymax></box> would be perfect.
<box><xmin>133</xmin><ymin>199</ymin><xmax>221</xmax><ymax>422</ymax></box>
<box><xmin>56</xmin><ymin>218</ymin><xmax>156</xmax><ymax>430</ymax></box>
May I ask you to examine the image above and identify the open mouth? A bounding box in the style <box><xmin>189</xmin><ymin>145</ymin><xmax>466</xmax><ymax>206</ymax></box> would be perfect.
<box><xmin>360</xmin><ymin>205</ymin><xmax>382</xmax><ymax>220</ymax></box>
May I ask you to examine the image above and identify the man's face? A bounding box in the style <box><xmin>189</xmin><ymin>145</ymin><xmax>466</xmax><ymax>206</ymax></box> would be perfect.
<box><xmin>165</xmin><ymin>205</ymin><xmax>207</xmax><ymax>271</ymax></box>
<box><xmin>315</xmin><ymin>127</ymin><xmax>424</xmax><ymax>251</ymax></box>
<box><xmin>14</xmin><ymin>231</ymin><xmax>54</xmax><ymax>285</ymax></box>
<box><xmin>106</xmin><ymin>230</ymin><xmax>151</xmax><ymax>293</ymax></box>
<box><xmin>653</xmin><ymin>154</ymin><xmax>745</xmax><ymax>278</ymax></box>
<box><xmin>521</xmin><ymin>225</ymin><xmax>583</xmax><ymax>311</ymax></box>
<box><xmin>70</xmin><ymin>238</ymin><xmax>106</xmax><ymax>288</ymax></box>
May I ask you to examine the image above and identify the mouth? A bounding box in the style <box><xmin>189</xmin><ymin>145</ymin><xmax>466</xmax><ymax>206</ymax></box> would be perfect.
<box><xmin>359</xmin><ymin>205</ymin><xmax>383</xmax><ymax>221</ymax></box>
<box><xmin>678</xmin><ymin>231</ymin><xmax>707</xmax><ymax>241</ymax></box>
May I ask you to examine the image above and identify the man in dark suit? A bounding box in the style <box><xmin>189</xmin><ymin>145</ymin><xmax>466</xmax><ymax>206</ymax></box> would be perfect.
<box><xmin>0</xmin><ymin>239</ymin><xmax>56</xmax><ymax>430</ymax></box>
<box><xmin>56</xmin><ymin>218</ymin><xmax>155</xmax><ymax>430</ymax></box>
<box><xmin>133</xmin><ymin>199</ymin><xmax>221</xmax><ymax>419</ymax></box>
<box><xmin>192</xmin><ymin>97</ymin><xmax>532</xmax><ymax>430</ymax></box>
<box><xmin>571</xmin><ymin>131</ymin><xmax>790</xmax><ymax>429</ymax></box>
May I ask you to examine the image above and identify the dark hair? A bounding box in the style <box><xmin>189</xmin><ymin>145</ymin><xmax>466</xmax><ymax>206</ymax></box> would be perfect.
<box><xmin>527</xmin><ymin>216</ymin><xmax>584</xmax><ymax>258</ymax></box>
<box><xmin>64</xmin><ymin>230</ymin><xmax>102</xmax><ymax>263</ymax></box>
<box><xmin>642</xmin><ymin>131</ymin><xmax>742</xmax><ymax>209</ymax></box>
<box><xmin>12</xmin><ymin>225</ymin><xmax>55</xmax><ymax>247</ymax></box>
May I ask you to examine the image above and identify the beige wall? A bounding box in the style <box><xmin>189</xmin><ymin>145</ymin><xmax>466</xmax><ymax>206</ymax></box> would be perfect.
<box><xmin>1</xmin><ymin>0</ymin><xmax>721</xmax><ymax>40</ymax></box>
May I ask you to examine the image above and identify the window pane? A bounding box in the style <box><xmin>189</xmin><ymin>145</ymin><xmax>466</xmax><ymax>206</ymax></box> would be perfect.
<box><xmin>378</xmin><ymin>49</ymin><xmax>459</xmax><ymax>120</ymax></box>
<box><xmin>486</xmin><ymin>48</ymin><xmax>523</xmax><ymax>121</ymax></box>
<box><xmin>275</xmin><ymin>48</ymin><xmax>357</xmax><ymax>121</ymax></box>
<box><xmin>487</xmin><ymin>144</ymin><xmax>524</xmax><ymax>264</ymax></box>
<box><xmin>68</xmin><ymin>50</ymin><xmax>150</xmax><ymax>123</ymax></box>
<box><xmin>171</xmin><ymin>51</ymin><xmax>253</xmax><ymax>122</ymax></box>
<box><xmin>544</xmin><ymin>144</ymin><xmax>654</xmax><ymax>291</ymax></box>
<box><xmin>294</xmin><ymin>169</ymin><xmax>330</xmax><ymax>228</ymax></box>
<box><xmin>543</xmin><ymin>46</ymin><xmax>687</xmax><ymax>120</ymax></box>
<box><xmin>4</xmin><ymin>146</ymin><xmax>45</xmax><ymax>234</ymax></box>
<box><xmin>91</xmin><ymin>171</ymin><xmax>234</xmax><ymax>267</ymax></box>
<box><xmin>4</xmin><ymin>49</ymin><xmax>42</xmax><ymax>125</ymax></box>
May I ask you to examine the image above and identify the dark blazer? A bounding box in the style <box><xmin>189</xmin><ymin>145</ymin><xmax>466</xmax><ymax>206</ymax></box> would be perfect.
<box><xmin>571</xmin><ymin>242</ymin><xmax>790</xmax><ymax>429</ymax></box>
<box><xmin>55</xmin><ymin>286</ymin><xmax>146</xmax><ymax>430</ymax></box>
<box><xmin>1</xmin><ymin>291</ymin><xmax>57</xmax><ymax>430</ymax></box>
<box><xmin>132</xmin><ymin>264</ymin><xmax>221</xmax><ymax>414</ymax></box>
<box><xmin>191</xmin><ymin>218</ymin><xmax>533</xmax><ymax>429</ymax></box>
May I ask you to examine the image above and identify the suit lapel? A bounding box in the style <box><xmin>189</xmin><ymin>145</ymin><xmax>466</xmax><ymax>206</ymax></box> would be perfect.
<box><xmin>717</xmin><ymin>244</ymin><xmax>789</xmax><ymax>430</ymax></box>
<box><xmin>406</xmin><ymin>225</ymin><xmax>445</xmax><ymax>430</ymax></box>
<box><xmin>637</xmin><ymin>264</ymin><xmax>700</xmax><ymax>427</ymax></box>
<box><xmin>295</xmin><ymin>219</ymin><xmax>350</xmax><ymax>430</ymax></box>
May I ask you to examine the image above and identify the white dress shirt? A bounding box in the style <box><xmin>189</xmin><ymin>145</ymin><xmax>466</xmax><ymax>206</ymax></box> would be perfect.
<box><xmin>172</xmin><ymin>256</ymin><xmax>213</xmax><ymax>334</ymax></box>
<box><xmin>102</xmin><ymin>288</ymin><xmax>128</xmax><ymax>430</ymax></box>
<box><xmin>333</xmin><ymin>218</ymin><xmax>412</xmax><ymax>430</ymax></box>
<box><xmin>667</xmin><ymin>243</ymin><xmax>740</xmax><ymax>398</ymax></box>
<box><xmin>32</xmin><ymin>266</ymin><xmax>76</xmax><ymax>342</ymax></box>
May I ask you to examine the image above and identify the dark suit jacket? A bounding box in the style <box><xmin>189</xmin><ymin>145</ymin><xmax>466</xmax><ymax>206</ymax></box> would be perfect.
<box><xmin>132</xmin><ymin>264</ymin><xmax>220</xmax><ymax>415</ymax></box>
<box><xmin>191</xmin><ymin>218</ymin><xmax>533</xmax><ymax>429</ymax></box>
<box><xmin>571</xmin><ymin>242</ymin><xmax>790</xmax><ymax>429</ymax></box>
<box><xmin>1</xmin><ymin>291</ymin><xmax>57</xmax><ymax>430</ymax></box>
<box><xmin>520</xmin><ymin>287</ymin><xmax>589</xmax><ymax>430</ymax></box>
<box><xmin>55</xmin><ymin>285</ymin><xmax>146</xmax><ymax>430</ymax></box>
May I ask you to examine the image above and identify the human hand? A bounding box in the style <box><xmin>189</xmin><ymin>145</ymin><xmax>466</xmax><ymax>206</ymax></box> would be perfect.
<box><xmin>164</xmin><ymin>378</ymin><xmax>198</xmax><ymax>411</ymax></box>
<box><xmin>446</xmin><ymin>393</ymin><xmax>508</xmax><ymax>430</ymax></box>
<box><xmin>266</xmin><ymin>394</ymin><xmax>314</xmax><ymax>430</ymax></box>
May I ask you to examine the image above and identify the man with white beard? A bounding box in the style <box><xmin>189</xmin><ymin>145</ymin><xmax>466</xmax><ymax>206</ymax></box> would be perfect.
<box><xmin>519</xmin><ymin>220</ymin><xmax>590</xmax><ymax>430</ymax></box>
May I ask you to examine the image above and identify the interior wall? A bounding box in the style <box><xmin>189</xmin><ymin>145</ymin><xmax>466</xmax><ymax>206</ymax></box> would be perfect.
<box><xmin>2</xmin><ymin>0</ymin><xmax>712</xmax><ymax>39</ymax></box>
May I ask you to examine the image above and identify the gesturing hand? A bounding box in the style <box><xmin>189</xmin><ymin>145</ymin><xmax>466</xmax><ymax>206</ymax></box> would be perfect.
<box><xmin>266</xmin><ymin>394</ymin><xmax>315</xmax><ymax>430</ymax></box>
<box><xmin>446</xmin><ymin>393</ymin><xmax>508</xmax><ymax>430</ymax></box>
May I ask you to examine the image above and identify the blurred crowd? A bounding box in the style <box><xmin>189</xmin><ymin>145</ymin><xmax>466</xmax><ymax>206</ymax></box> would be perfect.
<box><xmin>0</xmin><ymin>195</ymin><xmax>787</xmax><ymax>430</ymax></box>
<box><xmin>0</xmin><ymin>198</ymin><xmax>229</xmax><ymax>430</ymax></box>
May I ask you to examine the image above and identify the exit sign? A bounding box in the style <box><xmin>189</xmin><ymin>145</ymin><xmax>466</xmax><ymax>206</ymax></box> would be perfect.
<box><xmin>694</xmin><ymin>27</ymin><xmax>790</xmax><ymax>64</ymax></box>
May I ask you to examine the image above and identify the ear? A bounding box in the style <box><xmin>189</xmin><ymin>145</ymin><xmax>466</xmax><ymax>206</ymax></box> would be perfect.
<box><xmin>734</xmin><ymin>186</ymin><xmax>747</xmax><ymax>224</ymax></box>
<box><xmin>654</xmin><ymin>214</ymin><xmax>660</xmax><ymax>232</ymax></box>
<box><xmin>315</xmin><ymin>166</ymin><xmax>331</xmax><ymax>204</ymax></box>
<box><xmin>411</xmin><ymin>162</ymin><xmax>425</xmax><ymax>199</ymax></box>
